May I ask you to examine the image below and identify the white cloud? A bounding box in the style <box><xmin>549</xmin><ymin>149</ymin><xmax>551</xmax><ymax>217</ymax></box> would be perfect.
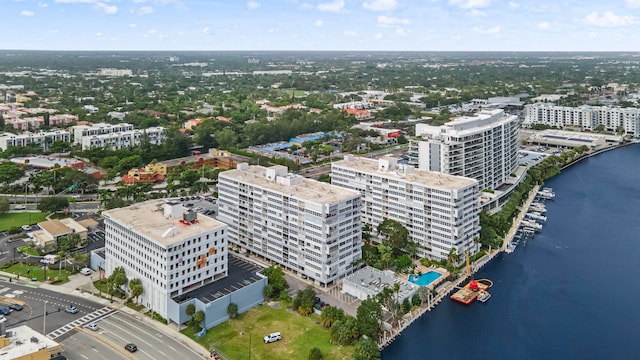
<box><xmin>315</xmin><ymin>20</ymin><xmax>324</xmax><ymax>27</ymax></box>
<box><xmin>38</xmin><ymin>2</ymin><xmax>48</xmax><ymax>7</ymax></box>
<box><xmin>584</xmin><ymin>11</ymin><xmax>634</xmax><ymax>27</ymax></box>
<box><xmin>129</xmin><ymin>23</ymin><xmax>137</xmax><ymax>28</ymax></box>
<box><xmin>247</xmin><ymin>1</ymin><xmax>260</xmax><ymax>10</ymax></box>
<box><xmin>626</xmin><ymin>0</ymin><xmax>640</xmax><ymax>9</ymax></box>
<box><xmin>452</xmin><ymin>35</ymin><xmax>461</xmax><ymax>40</ymax></box>
<box><xmin>395</xmin><ymin>26</ymin><xmax>409</xmax><ymax>37</ymax></box>
<box><xmin>374</xmin><ymin>32</ymin><xmax>383</xmax><ymax>40</ymax></box>
<box><xmin>362</xmin><ymin>0</ymin><xmax>397</xmax><ymax>11</ymax></box>
<box><xmin>449</xmin><ymin>0</ymin><xmax>491</xmax><ymax>9</ymax></box>
<box><xmin>203</xmin><ymin>26</ymin><xmax>210</xmax><ymax>34</ymax></box>
<box><xmin>508</xmin><ymin>1</ymin><xmax>519</xmax><ymax>10</ymax></box>
<box><xmin>377</xmin><ymin>15</ymin><xmax>410</xmax><ymax>27</ymax></box>
<box><xmin>95</xmin><ymin>3</ymin><xmax>117</xmax><ymax>14</ymax></box>
<box><xmin>143</xmin><ymin>29</ymin><xmax>157</xmax><ymax>38</ymax></box>
<box><xmin>95</xmin><ymin>32</ymin><xmax>103</xmax><ymax>37</ymax></box>
<box><xmin>471</xmin><ymin>25</ymin><xmax>501</xmax><ymax>34</ymax></box>
<box><xmin>467</xmin><ymin>9</ymin><xmax>485</xmax><ymax>17</ymax></box>
<box><xmin>300</xmin><ymin>3</ymin><xmax>313</xmax><ymax>10</ymax></box>
<box><xmin>317</xmin><ymin>0</ymin><xmax>345</xmax><ymax>13</ymax></box>
<box><xmin>268</xmin><ymin>28</ymin><xmax>275</xmax><ymax>33</ymax></box>
<box><xmin>344</xmin><ymin>30</ymin><xmax>357</xmax><ymax>36</ymax></box>
<box><xmin>54</xmin><ymin>0</ymin><xmax>96</xmax><ymax>3</ymax></box>
<box><xmin>139</xmin><ymin>6</ymin><xmax>154</xmax><ymax>14</ymax></box>
<box><xmin>21</xmin><ymin>10</ymin><xmax>35</xmax><ymax>16</ymax></box>
<box><xmin>538</xmin><ymin>22</ymin><xmax>551</xmax><ymax>30</ymax></box>
<box><xmin>49</xmin><ymin>29</ymin><xmax>60</xmax><ymax>33</ymax></box>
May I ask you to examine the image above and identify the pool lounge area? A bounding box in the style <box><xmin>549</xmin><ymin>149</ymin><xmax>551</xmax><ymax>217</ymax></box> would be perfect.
<box><xmin>409</xmin><ymin>271</ymin><xmax>442</xmax><ymax>286</ymax></box>
<box><xmin>403</xmin><ymin>264</ymin><xmax>448</xmax><ymax>290</ymax></box>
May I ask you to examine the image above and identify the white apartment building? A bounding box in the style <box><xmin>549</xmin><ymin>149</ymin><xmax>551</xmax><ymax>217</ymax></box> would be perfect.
<box><xmin>217</xmin><ymin>163</ymin><xmax>363</xmax><ymax>287</ymax></box>
<box><xmin>104</xmin><ymin>200</ymin><xmax>228</xmax><ymax>323</ymax></box>
<box><xmin>79</xmin><ymin>126</ymin><xmax>164</xmax><ymax>150</ymax></box>
<box><xmin>409</xmin><ymin>109</ymin><xmax>519</xmax><ymax>191</ymax></box>
<box><xmin>0</xmin><ymin>130</ymin><xmax>71</xmax><ymax>151</ymax></box>
<box><xmin>99</xmin><ymin>68</ymin><xmax>133</xmax><ymax>77</ymax></box>
<box><xmin>331</xmin><ymin>155</ymin><xmax>480</xmax><ymax>261</ymax></box>
<box><xmin>72</xmin><ymin>123</ymin><xmax>135</xmax><ymax>144</ymax></box>
<box><xmin>523</xmin><ymin>103</ymin><xmax>640</xmax><ymax>137</ymax></box>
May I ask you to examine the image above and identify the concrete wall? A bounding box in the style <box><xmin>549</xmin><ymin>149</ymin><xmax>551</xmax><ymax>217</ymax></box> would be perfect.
<box><xmin>90</xmin><ymin>249</ymin><xmax>106</xmax><ymax>272</ymax></box>
<box><xmin>167</xmin><ymin>276</ymin><xmax>267</xmax><ymax>330</ymax></box>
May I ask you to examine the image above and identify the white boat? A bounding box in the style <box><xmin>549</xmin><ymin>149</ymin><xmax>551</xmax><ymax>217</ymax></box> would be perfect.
<box><xmin>477</xmin><ymin>291</ymin><xmax>491</xmax><ymax>303</ymax></box>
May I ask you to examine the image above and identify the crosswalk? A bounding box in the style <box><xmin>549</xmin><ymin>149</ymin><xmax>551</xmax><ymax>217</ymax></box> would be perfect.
<box><xmin>0</xmin><ymin>287</ymin><xmax>11</xmax><ymax>294</ymax></box>
<box><xmin>47</xmin><ymin>306</ymin><xmax>116</xmax><ymax>340</ymax></box>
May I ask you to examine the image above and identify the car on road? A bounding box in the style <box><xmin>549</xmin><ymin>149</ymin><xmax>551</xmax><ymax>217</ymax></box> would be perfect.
<box><xmin>65</xmin><ymin>306</ymin><xmax>79</xmax><ymax>314</ymax></box>
<box><xmin>0</xmin><ymin>307</ymin><xmax>10</xmax><ymax>315</ymax></box>
<box><xmin>9</xmin><ymin>304</ymin><xmax>23</xmax><ymax>311</ymax></box>
<box><xmin>264</xmin><ymin>332</ymin><xmax>282</xmax><ymax>343</ymax></box>
<box><xmin>51</xmin><ymin>355</ymin><xmax>67</xmax><ymax>360</ymax></box>
<box><xmin>85</xmin><ymin>323</ymin><xmax>99</xmax><ymax>331</ymax></box>
<box><xmin>0</xmin><ymin>315</ymin><xmax>5</xmax><ymax>323</ymax></box>
<box><xmin>125</xmin><ymin>343</ymin><xmax>138</xmax><ymax>352</ymax></box>
<box><xmin>80</xmin><ymin>268</ymin><xmax>91</xmax><ymax>276</ymax></box>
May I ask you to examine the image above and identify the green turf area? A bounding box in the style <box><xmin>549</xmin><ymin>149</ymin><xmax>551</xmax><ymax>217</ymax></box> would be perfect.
<box><xmin>182</xmin><ymin>303</ymin><xmax>355</xmax><ymax>360</ymax></box>
<box><xmin>2</xmin><ymin>263</ymin><xmax>71</xmax><ymax>283</ymax></box>
<box><xmin>17</xmin><ymin>244</ymin><xmax>40</xmax><ymax>256</ymax></box>
<box><xmin>0</xmin><ymin>212</ymin><xmax>47</xmax><ymax>232</ymax></box>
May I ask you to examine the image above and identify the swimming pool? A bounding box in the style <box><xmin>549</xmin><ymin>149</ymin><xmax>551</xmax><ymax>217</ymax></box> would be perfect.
<box><xmin>408</xmin><ymin>271</ymin><xmax>442</xmax><ymax>286</ymax></box>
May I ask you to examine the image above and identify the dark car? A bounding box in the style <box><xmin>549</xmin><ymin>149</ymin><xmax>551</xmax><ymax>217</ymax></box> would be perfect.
<box><xmin>125</xmin><ymin>343</ymin><xmax>138</xmax><ymax>352</ymax></box>
<box><xmin>0</xmin><ymin>307</ymin><xmax>10</xmax><ymax>315</ymax></box>
<box><xmin>51</xmin><ymin>355</ymin><xmax>67</xmax><ymax>360</ymax></box>
<box><xmin>9</xmin><ymin>304</ymin><xmax>23</xmax><ymax>311</ymax></box>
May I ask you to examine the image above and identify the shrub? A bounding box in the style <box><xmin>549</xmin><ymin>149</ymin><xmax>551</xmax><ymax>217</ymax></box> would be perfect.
<box><xmin>308</xmin><ymin>347</ymin><xmax>323</xmax><ymax>360</ymax></box>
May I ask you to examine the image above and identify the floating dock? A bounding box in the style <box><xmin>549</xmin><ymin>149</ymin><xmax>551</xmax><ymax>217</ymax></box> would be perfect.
<box><xmin>450</xmin><ymin>279</ymin><xmax>493</xmax><ymax>305</ymax></box>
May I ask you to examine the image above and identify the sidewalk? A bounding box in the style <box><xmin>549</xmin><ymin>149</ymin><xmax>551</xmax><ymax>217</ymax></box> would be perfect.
<box><xmin>0</xmin><ymin>270</ymin><xmax>210</xmax><ymax>359</ymax></box>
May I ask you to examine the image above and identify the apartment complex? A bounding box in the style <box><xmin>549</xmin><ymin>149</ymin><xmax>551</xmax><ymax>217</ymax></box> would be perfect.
<box><xmin>78</xmin><ymin>126</ymin><xmax>165</xmax><ymax>150</ymax></box>
<box><xmin>217</xmin><ymin>163</ymin><xmax>363</xmax><ymax>287</ymax></box>
<box><xmin>331</xmin><ymin>155</ymin><xmax>480</xmax><ymax>261</ymax></box>
<box><xmin>103</xmin><ymin>200</ymin><xmax>228</xmax><ymax>324</ymax></box>
<box><xmin>0</xmin><ymin>130</ymin><xmax>71</xmax><ymax>151</ymax></box>
<box><xmin>409</xmin><ymin>109</ymin><xmax>519</xmax><ymax>191</ymax></box>
<box><xmin>523</xmin><ymin>103</ymin><xmax>640</xmax><ymax>137</ymax></box>
<box><xmin>72</xmin><ymin>122</ymin><xmax>134</xmax><ymax>144</ymax></box>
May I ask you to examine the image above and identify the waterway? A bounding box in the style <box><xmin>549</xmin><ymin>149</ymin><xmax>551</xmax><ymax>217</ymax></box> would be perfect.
<box><xmin>383</xmin><ymin>144</ymin><xmax>640</xmax><ymax>359</ymax></box>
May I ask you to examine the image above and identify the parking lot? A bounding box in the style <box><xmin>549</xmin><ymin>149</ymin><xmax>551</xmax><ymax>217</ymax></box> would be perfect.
<box><xmin>173</xmin><ymin>195</ymin><xmax>218</xmax><ymax>218</ymax></box>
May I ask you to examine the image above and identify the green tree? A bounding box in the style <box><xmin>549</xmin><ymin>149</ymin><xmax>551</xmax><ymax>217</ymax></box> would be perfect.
<box><xmin>356</xmin><ymin>299</ymin><xmax>382</xmax><ymax>340</ymax></box>
<box><xmin>262</xmin><ymin>266</ymin><xmax>287</xmax><ymax>299</ymax></box>
<box><xmin>353</xmin><ymin>337</ymin><xmax>381</xmax><ymax>360</ymax></box>
<box><xmin>186</xmin><ymin>303</ymin><xmax>196</xmax><ymax>323</ymax></box>
<box><xmin>329</xmin><ymin>316</ymin><xmax>359</xmax><ymax>346</ymax></box>
<box><xmin>227</xmin><ymin>302</ymin><xmax>238</xmax><ymax>319</ymax></box>
<box><xmin>0</xmin><ymin>162</ymin><xmax>25</xmax><ymax>187</ymax></box>
<box><xmin>129</xmin><ymin>278</ymin><xmax>143</xmax><ymax>304</ymax></box>
<box><xmin>292</xmin><ymin>286</ymin><xmax>316</xmax><ymax>316</ymax></box>
<box><xmin>309</xmin><ymin>347</ymin><xmax>323</xmax><ymax>360</ymax></box>
<box><xmin>0</xmin><ymin>197</ymin><xmax>9</xmax><ymax>214</ymax></box>
<box><xmin>321</xmin><ymin>306</ymin><xmax>345</xmax><ymax>328</ymax></box>
<box><xmin>215</xmin><ymin>128</ymin><xmax>239</xmax><ymax>150</ymax></box>
<box><xmin>108</xmin><ymin>266</ymin><xmax>128</xmax><ymax>297</ymax></box>
<box><xmin>37</xmin><ymin>196</ymin><xmax>69</xmax><ymax>213</ymax></box>
<box><xmin>376</xmin><ymin>219</ymin><xmax>408</xmax><ymax>252</ymax></box>
<box><xmin>192</xmin><ymin>310</ymin><xmax>205</xmax><ymax>330</ymax></box>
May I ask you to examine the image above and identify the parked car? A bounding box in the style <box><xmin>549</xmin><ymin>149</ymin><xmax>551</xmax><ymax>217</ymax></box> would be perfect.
<box><xmin>264</xmin><ymin>332</ymin><xmax>282</xmax><ymax>343</ymax></box>
<box><xmin>85</xmin><ymin>323</ymin><xmax>99</xmax><ymax>331</ymax></box>
<box><xmin>80</xmin><ymin>268</ymin><xmax>91</xmax><ymax>276</ymax></box>
<box><xmin>0</xmin><ymin>315</ymin><xmax>5</xmax><ymax>323</ymax></box>
<box><xmin>125</xmin><ymin>343</ymin><xmax>138</xmax><ymax>352</ymax></box>
<box><xmin>0</xmin><ymin>307</ymin><xmax>10</xmax><ymax>315</ymax></box>
<box><xmin>65</xmin><ymin>306</ymin><xmax>79</xmax><ymax>314</ymax></box>
<box><xmin>9</xmin><ymin>304</ymin><xmax>23</xmax><ymax>311</ymax></box>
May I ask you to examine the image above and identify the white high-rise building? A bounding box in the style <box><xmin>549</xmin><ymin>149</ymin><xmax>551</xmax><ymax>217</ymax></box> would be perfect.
<box><xmin>217</xmin><ymin>163</ymin><xmax>362</xmax><ymax>287</ymax></box>
<box><xmin>523</xmin><ymin>103</ymin><xmax>640</xmax><ymax>137</ymax></box>
<box><xmin>409</xmin><ymin>108</ymin><xmax>519</xmax><ymax>191</ymax></box>
<box><xmin>103</xmin><ymin>200</ymin><xmax>228</xmax><ymax>322</ymax></box>
<box><xmin>331</xmin><ymin>155</ymin><xmax>480</xmax><ymax>261</ymax></box>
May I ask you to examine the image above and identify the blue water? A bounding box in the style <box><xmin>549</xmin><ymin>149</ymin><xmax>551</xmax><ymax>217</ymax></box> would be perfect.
<box><xmin>383</xmin><ymin>144</ymin><xmax>640</xmax><ymax>359</ymax></box>
<box><xmin>408</xmin><ymin>271</ymin><xmax>442</xmax><ymax>286</ymax></box>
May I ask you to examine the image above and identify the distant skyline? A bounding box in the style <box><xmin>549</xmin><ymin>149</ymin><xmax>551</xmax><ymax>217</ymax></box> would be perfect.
<box><xmin>4</xmin><ymin>0</ymin><xmax>640</xmax><ymax>52</ymax></box>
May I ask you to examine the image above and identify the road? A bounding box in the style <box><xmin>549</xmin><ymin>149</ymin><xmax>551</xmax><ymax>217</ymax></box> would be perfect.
<box><xmin>62</xmin><ymin>311</ymin><xmax>205</xmax><ymax>360</ymax></box>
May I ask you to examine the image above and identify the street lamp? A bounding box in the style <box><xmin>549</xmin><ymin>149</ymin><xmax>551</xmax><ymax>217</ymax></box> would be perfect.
<box><xmin>43</xmin><ymin>300</ymin><xmax>48</xmax><ymax>334</ymax></box>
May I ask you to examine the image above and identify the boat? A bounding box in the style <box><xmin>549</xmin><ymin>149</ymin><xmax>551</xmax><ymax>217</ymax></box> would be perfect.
<box><xmin>450</xmin><ymin>251</ymin><xmax>494</xmax><ymax>305</ymax></box>
<box><xmin>477</xmin><ymin>291</ymin><xmax>491</xmax><ymax>303</ymax></box>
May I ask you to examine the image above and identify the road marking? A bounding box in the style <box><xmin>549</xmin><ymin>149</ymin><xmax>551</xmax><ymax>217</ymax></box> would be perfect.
<box><xmin>92</xmin><ymin>348</ymin><xmax>99</xmax><ymax>353</ymax></box>
<box><xmin>47</xmin><ymin>307</ymin><xmax>116</xmax><ymax>340</ymax></box>
<box><xmin>81</xmin><ymin>354</ymin><xmax>89</xmax><ymax>359</ymax></box>
<box><xmin>0</xmin><ymin>287</ymin><xmax>10</xmax><ymax>294</ymax></box>
<box><xmin>168</xmin><ymin>345</ymin><xmax>176</xmax><ymax>352</ymax></box>
<box><xmin>158</xmin><ymin>350</ymin><xmax>166</xmax><ymax>356</ymax></box>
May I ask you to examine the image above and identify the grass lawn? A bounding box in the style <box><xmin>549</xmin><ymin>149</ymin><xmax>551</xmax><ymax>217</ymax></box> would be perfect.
<box><xmin>0</xmin><ymin>212</ymin><xmax>47</xmax><ymax>232</ymax></box>
<box><xmin>2</xmin><ymin>262</ymin><xmax>71</xmax><ymax>283</ymax></box>
<box><xmin>17</xmin><ymin>244</ymin><xmax>40</xmax><ymax>256</ymax></box>
<box><xmin>182</xmin><ymin>304</ymin><xmax>354</xmax><ymax>360</ymax></box>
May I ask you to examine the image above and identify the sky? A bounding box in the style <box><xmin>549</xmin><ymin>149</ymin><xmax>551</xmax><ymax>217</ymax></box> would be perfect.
<box><xmin>3</xmin><ymin>0</ymin><xmax>640</xmax><ymax>51</ymax></box>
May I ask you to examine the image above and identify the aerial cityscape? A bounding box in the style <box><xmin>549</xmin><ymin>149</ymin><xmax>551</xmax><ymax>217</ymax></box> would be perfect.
<box><xmin>1</xmin><ymin>2</ymin><xmax>640</xmax><ymax>360</ymax></box>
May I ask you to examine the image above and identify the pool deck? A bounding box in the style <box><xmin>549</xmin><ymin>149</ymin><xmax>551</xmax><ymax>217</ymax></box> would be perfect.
<box><xmin>401</xmin><ymin>263</ymin><xmax>449</xmax><ymax>290</ymax></box>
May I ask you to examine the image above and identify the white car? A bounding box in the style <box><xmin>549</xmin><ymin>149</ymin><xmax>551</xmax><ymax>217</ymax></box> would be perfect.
<box><xmin>85</xmin><ymin>323</ymin><xmax>99</xmax><ymax>331</ymax></box>
<box><xmin>80</xmin><ymin>268</ymin><xmax>91</xmax><ymax>276</ymax></box>
<box><xmin>264</xmin><ymin>332</ymin><xmax>281</xmax><ymax>343</ymax></box>
<box><xmin>0</xmin><ymin>315</ymin><xmax>5</xmax><ymax>323</ymax></box>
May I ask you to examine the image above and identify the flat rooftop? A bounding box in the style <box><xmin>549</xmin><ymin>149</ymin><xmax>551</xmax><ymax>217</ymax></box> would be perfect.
<box><xmin>343</xmin><ymin>266</ymin><xmax>417</xmax><ymax>301</ymax></box>
<box><xmin>103</xmin><ymin>199</ymin><xmax>227</xmax><ymax>246</ymax></box>
<box><xmin>173</xmin><ymin>255</ymin><xmax>264</xmax><ymax>304</ymax></box>
<box><xmin>332</xmin><ymin>156</ymin><xmax>478</xmax><ymax>190</ymax></box>
<box><xmin>222</xmin><ymin>165</ymin><xmax>360</xmax><ymax>204</ymax></box>
<box><xmin>1</xmin><ymin>325</ymin><xmax>61</xmax><ymax>358</ymax></box>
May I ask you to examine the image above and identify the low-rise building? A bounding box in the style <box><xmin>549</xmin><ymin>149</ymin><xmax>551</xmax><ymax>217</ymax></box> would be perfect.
<box><xmin>0</xmin><ymin>130</ymin><xmax>71</xmax><ymax>151</ymax></box>
<box><xmin>0</xmin><ymin>325</ymin><xmax>63</xmax><ymax>360</ymax></box>
<box><xmin>79</xmin><ymin>126</ymin><xmax>164</xmax><ymax>150</ymax></box>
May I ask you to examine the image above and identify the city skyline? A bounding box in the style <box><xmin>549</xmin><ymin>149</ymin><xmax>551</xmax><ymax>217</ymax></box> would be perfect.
<box><xmin>4</xmin><ymin>0</ymin><xmax>640</xmax><ymax>52</ymax></box>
